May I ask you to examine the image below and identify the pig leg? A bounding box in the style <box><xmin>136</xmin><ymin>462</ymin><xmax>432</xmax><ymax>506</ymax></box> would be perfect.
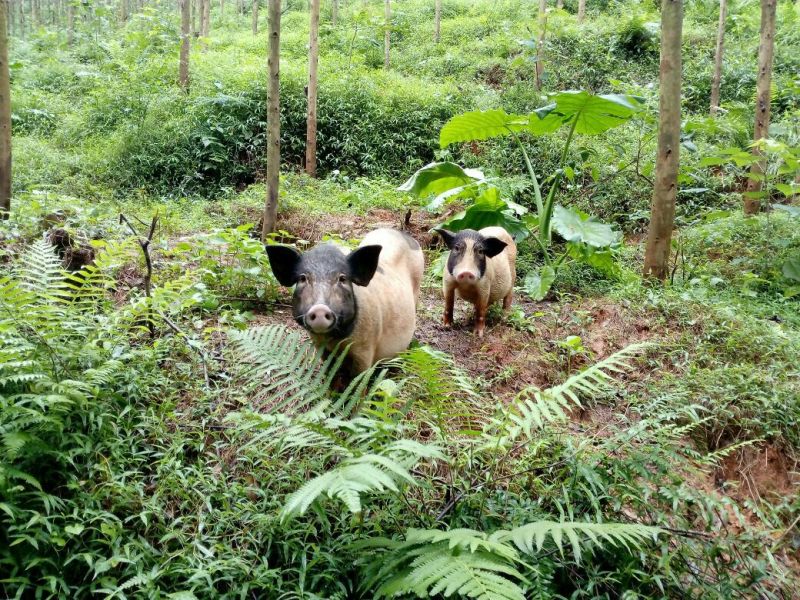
<box><xmin>443</xmin><ymin>286</ymin><xmax>455</xmax><ymax>327</ymax></box>
<box><xmin>503</xmin><ymin>290</ymin><xmax>513</xmax><ymax>310</ymax></box>
<box><xmin>474</xmin><ymin>302</ymin><xmax>488</xmax><ymax>338</ymax></box>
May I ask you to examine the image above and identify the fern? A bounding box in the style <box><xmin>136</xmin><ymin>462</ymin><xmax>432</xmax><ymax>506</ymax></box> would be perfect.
<box><xmin>493</xmin><ymin>520</ymin><xmax>662</xmax><ymax>564</ymax></box>
<box><xmin>484</xmin><ymin>344</ymin><xmax>649</xmax><ymax>448</ymax></box>
<box><xmin>360</xmin><ymin>528</ymin><xmax>528</xmax><ymax>600</ymax></box>
<box><xmin>281</xmin><ymin>443</ymin><xmax>444</xmax><ymax>519</ymax></box>
<box><xmin>227</xmin><ymin>325</ymin><xmax>350</xmax><ymax>414</ymax></box>
<box><xmin>361</xmin><ymin>521</ymin><xmax>662</xmax><ymax>599</ymax></box>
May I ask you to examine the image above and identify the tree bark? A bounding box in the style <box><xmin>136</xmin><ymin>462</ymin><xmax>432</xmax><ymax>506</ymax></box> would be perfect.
<box><xmin>262</xmin><ymin>0</ymin><xmax>281</xmax><ymax>239</ymax></box>
<box><xmin>201</xmin><ymin>0</ymin><xmax>210</xmax><ymax>37</ymax></box>
<box><xmin>643</xmin><ymin>0</ymin><xmax>683</xmax><ymax>280</ymax></box>
<box><xmin>251</xmin><ymin>0</ymin><xmax>258</xmax><ymax>34</ymax></box>
<box><xmin>119</xmin><ymin>0</ymin><xmax>127</xmax><ymax>22</ymax></box>
<box><xmin>383</xmin><ymin>0</ymin><xmax>390</xmax><ymax>69</ymax></box>
<box><xmin>0</xmin><ymin>0</ymin><xmax>11</xmax><ymax>219</ymax></box>
<box><xmin>743</xmin><ymin>0</ymin><xmax>776</xmax><ymax>215</ymax></box>
<box><xmin>67</xmin><ymin>0</ymin><xmax>74</xmax><ymax>44</ymax></box>
<box><xmin>577</xmin><ymin>0</ymin><xmax>585</xmax><ymax>23</ymax></box>
<box><xmin>556</xmin><ymin>0</ymin><xmax>563</xmax><ymax>8</ymax></box>
<box><xmin>305</xmin><ymin>0</ymin><xmax>320</xmax><ymax>177</ymax></box>
<box><xmin>709</xmin><ymin>0</ymin><xmax>726</xmax><ymax>116</ymax></box>
<box><xmin>331</xmin><ymin>0</ymin><xmax>337</xmax><ymax>26</ymax></box>
<box><xmin>220</xmin><ymin>0</ymin><xmax>224</xmax><ymax>17</ymax></box>
<box><xmin>179</xmin><ymin>0</ymin><xmax>191</xmax><ymax>90</ymax></box>
<box><xmin>434</xmin><ymin>0</ymin><xmax>440</xmax><ymax>43</ymax></box>
<box><xmin>535</xmin><ymin>0</ymin><xmax>547</xmax><ymax>90</ymax></box>
<box><xmin>192</xmin><ymin>0</ymin><xmax>197</xmax><ymax>33</ymax></box>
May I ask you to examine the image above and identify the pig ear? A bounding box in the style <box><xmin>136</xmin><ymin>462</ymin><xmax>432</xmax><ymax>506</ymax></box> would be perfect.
<box><xmin>265</xmin><ymin>244</ymin><xmax>303</xmax><ymax>286</ymax></box>
<box><xmin>434</xmin><ymin>228</ymin><xmax>456</xmax><ymax>249</ymax></box>
<box><xmin>482</xmin><ymin>237</ymin><xmax>507</xmax><ymax>258</ymax></box>
<box><xmin>347</xmin><ymin>245</ymin><xmax>382</xmax><ymax>286</ymax></box>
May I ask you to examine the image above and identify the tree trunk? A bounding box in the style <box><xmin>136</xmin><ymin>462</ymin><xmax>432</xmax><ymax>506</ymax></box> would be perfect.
<box><xmin>331</xmin><ymin>0</ymin><xmax>337</xmax><ymax>26</ymax></box>
<box><xmin>556</xmin><ymin>0</ymin><xmax>563</xmax><ymax>8</ymax></box>
<box><xmin>643</xmin><ymin>0</ymin><xmax>683</xmax><ymax>281</ymax></box>
<box><xmin>577</xmin><ymin>0</ymin><xmax>585</xmax><ymax>23</ymax></box>
<box><xmin>19</xmin><ymin>0</ymin><xmax>24</xmax><ymax>38</ymax></box>
<box><xmin>535</xmin><ymin>0</ymin><xmax>547</xmax><ymax>90</ymax></box>
<box><xmin>262</xmin><ymin>0</ymin><xmax>281</xmax><ymax>239</ymax></box>
<box><xmin>119</xmin><ymin>0</ymin><xmax>127</xmax><ymax>22</ymax></box>
<box><xmin>220</xmin><ymin>0</ymin><xmax>223</xmax><ymax>17</ymax></box>
<box><xmin>67</xmin><ymin>0</ymin><xmax>74</xmax><ymax>44</ymax></box>
<box><xmin>201</xmin><ymin>0</ymin><xmax>210</xmax><ymax>36</ymax></box>
<box><xmin>192</xmin><ymin>0</ymin><xmax>197</xmax><ymax>33</ymax></box>
<box><xmin>0</xmin><ymin>0</ymin><xmax>11</xmax><ymax>219</ymax></box>
<box><xmin>709</xmin><ymin>0</ymin><xmax>726</xmax><ymax>116</ymax></box>
<box><xmin>305</xmin><ymin>0</ymin><xmax>320</xmax><ymax>177</ymax></box>
<box><xmin>251</xmin><ymin>0</ymin><xmax>258</xmax><ymax>34</ymax></box>
<box><xmin>434</xmin><ymin>0</ymin><xmax>440</xmax><ymax>43</ymax></box>
<box><xmin>179</xmin><ymin>0</ymin><xmax>191</xmax><ymax>90</ymax></box>
<box><xmin>743</xmin><ymin>0</ymin><xmax>776</xmax><ymax>215</ymax></box>
<box><xmin>383</xmin><ymin>0</ymin><xmax>390</xmax><ymax>69</ymax></box>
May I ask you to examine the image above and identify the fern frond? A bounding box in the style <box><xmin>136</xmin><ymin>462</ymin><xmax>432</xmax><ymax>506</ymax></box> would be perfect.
<box><xmin>280</xmin><ymin>453</ymin><xmax>416</xmax><ymax>519</ymax></box>
<box><xmin>484</xmin><ymin>344</ymin><xmax>649</xmax><ymax>448</ymax></box>
<box><xmin>228</xmin><ymin>325</ymin><xmax>348</xmax><ymax>414</ymax></box>
<box><xmin>363</xmin><ymin>528</ymin><xmax>527</xmax><ymax>600</ymax></box>
<box><xmin>494</xmin><ymin>520</ymin><xmax>662</xmax><ymax>563</ymax></box>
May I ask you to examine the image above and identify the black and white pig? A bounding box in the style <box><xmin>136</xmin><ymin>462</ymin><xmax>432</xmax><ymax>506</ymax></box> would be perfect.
<box><xmin>434</xmin><ymin>226</ymin><xmax>517</xmax><ymax>337</ymax></box>
<box><xmin>265</xmin><ymin>228</ymin><xmax>424</xmax><ymax>372</ymax></box>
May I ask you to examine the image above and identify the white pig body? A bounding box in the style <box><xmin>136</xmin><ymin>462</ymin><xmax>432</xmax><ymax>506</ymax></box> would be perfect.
<box><xmin>437</xmin><ymin>226</ymin><xmax>517</xmax><ymax>337</ymax></box>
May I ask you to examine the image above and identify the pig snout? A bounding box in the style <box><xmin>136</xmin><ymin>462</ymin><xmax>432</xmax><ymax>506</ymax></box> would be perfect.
<box><xmin>304</xmin><ymin>303</ymin><xmax>335</xmax><ymax>333</ymax></box>
<box><xmin>455</xmin><ymin>269</ymin><xmax>478</xmax><ymax>283</ymax></box>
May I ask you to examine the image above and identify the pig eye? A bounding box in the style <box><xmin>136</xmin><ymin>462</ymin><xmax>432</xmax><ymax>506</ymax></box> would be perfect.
<box><xmin>297</xmin><ymin>274</ymin><xmax>308</xmax><ymax>284</ymax></box>
<box><xmin>477</xmin><ymin>248</ymin><xmax>485</xmax><ymax>256</ymax></box>
<box><xmin>338</xmin><ymin>274</ymin><xmax>348</xmax><ymax>284</ymax></box>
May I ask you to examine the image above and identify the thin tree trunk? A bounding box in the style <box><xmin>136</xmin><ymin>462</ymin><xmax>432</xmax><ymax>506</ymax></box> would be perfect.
<box><xmin>119</xmin><ymin>0</ymin><xmax>127</xmax><ymax>22</ymax></box>
<box><xmin>201</xmin><ymin>0</ymin><xmax>210</xmax><ymax>37</ymax></box>
<box><xmin>643</xmin><ymin>0</ymin><xmax>683</xmax><ymax>280</ymax></box>
<box><xmin>179</xmin><ymin>0</ymin><xmax>191</xmax><ymax>90</ymax></box>
<box><xmin>0</xmin><ymin>0</ymin><xmax>11</xmax><ymax>219</ymax></box>
<box><xmin>556</xmin><ymin>0</ymin><xmax>563</xmax><ymax>8</ymax></box>
<box><xmin>219</xmin><ymin>0</ymin><xmax>223</xmax><ymax>17</ymax></box>
<box><xmin>383</xmin><ymin>0</ymin><xmax>390</xmax><ymax>69</ymax></box>
<box><xmin>434</xmin><ymin>0</ymin><xmax>440</xmax><ymax>43</ymax></box>
<box><xmin>251</xmin><ymin>0</ymin><xmax>258</xmax><ymax>34</ymax></box>
<box><xmin>305</xmin><ymin>0</ymin><xmax>320</xmax><ymax>177</ymax></box>
<box><xmin>236</xmin><ymin>0</ymin><xmax>241</xmax><ymax>15</ymax></box>
<box><xmin>331</xmin><ymin>0</ymin><xmax>337</xmax><ymax>26</ymax></box>
<box><xmin>262</xmin><ymin>0</ymin><xmax>281</xmax><ymax>239</ymax></box>
<box><xmin>67</xmin><ymin>0</ymin><xmax>74</xmax><ymax>44</ymax></box>
<box><xmin>710</xmin><ymin>0</ymin><xmax>726</xmax><ymax>116</ymax></box>
<box><xmin>577</xmin><ymin>0</ymin><xmax>585</xmax><ymax>23</ymax></box>
<box><xmin>19</xmin><ymin>0</ymin><xmax>24</xmax><ymax>38</ymax></box>
<box><xmin>535</xmin><ymin>0</ymin><xmax>547</xmax><ymax>90</ymax></box>
<box><xmin>192</xmin><ymin>0</ymin><xmax>197</xmax><ymax>33</ymax></box>
<box><xmin>743</xmin><ymin>0</ymin><xmax>776</xmax><ymax>215</ymax></box>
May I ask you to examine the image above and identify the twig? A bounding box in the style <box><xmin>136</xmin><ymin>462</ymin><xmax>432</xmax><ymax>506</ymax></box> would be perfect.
<box><xmin>156</xmin><ymin>308</ymin><xmax>211</xmax><ymax>388</ymax></box>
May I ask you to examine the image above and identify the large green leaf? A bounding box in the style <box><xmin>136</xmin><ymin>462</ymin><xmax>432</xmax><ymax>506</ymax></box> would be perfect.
<box><xmin>528</xmin><ymin>103</ymin><xmax>564</xmax><ymax>135</ymax></box>
<box><xmin>551</xmin><ymin>91</ymin><xmax>641</xmax><ymax>135</ymax></box>
<box><xmin>437</xmin><ymin>188</ymin><xmax>529</xmax><ymax>241</ymax></box>
<box><xmin>783</xmin><ymin>254</ymin><xmax>800</xmax><ymax>282</ymax></box>
<box><xmin>566</xmin><ymin>242</ymin><xmax>619</xmax><ymax>277</ymax></box>
<box><xmin>398</xmin><ymin>162</ymin><xmax>485</xmax><ymax>208</ymax></box>
<box><xmin>440</xmin><ymin>109</ymin><xmax>529</xmax><ymax>148</ymax></box>
<box><xmin>551</xmin><ymin>205</ymin><xmax>620</xmax><ymax>248</ymax></box>
<box><xmin>523</xmin><ymin>266</ymin><xmax>555</xmax><ymax>301</ymax></box>
<box><xmin>772</xmin><ymin>204</ymin><xmax>800</xmax><ymax>218</ymax></box>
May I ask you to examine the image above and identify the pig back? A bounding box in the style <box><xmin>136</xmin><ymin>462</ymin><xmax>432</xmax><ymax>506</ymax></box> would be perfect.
<box><xmin>349</xmin><ymin>229</ymin><xmax>424</xmax><ymax>369</ymax></box>
<box><xmin>479</xmin><ymin>226</ymin><xmax>517</xmax><ymax>305</ymax></box>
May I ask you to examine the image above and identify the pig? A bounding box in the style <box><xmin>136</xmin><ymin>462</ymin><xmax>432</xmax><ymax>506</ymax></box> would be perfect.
<box><xmin>434</xmin><ymin>226</ymin><xmax>517</xmax><ymax>337</ymax></box>
<box><xmin>265</xmin><ymin>228</ymin><xmax>424</xmax><ymax>373</ymax></box>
